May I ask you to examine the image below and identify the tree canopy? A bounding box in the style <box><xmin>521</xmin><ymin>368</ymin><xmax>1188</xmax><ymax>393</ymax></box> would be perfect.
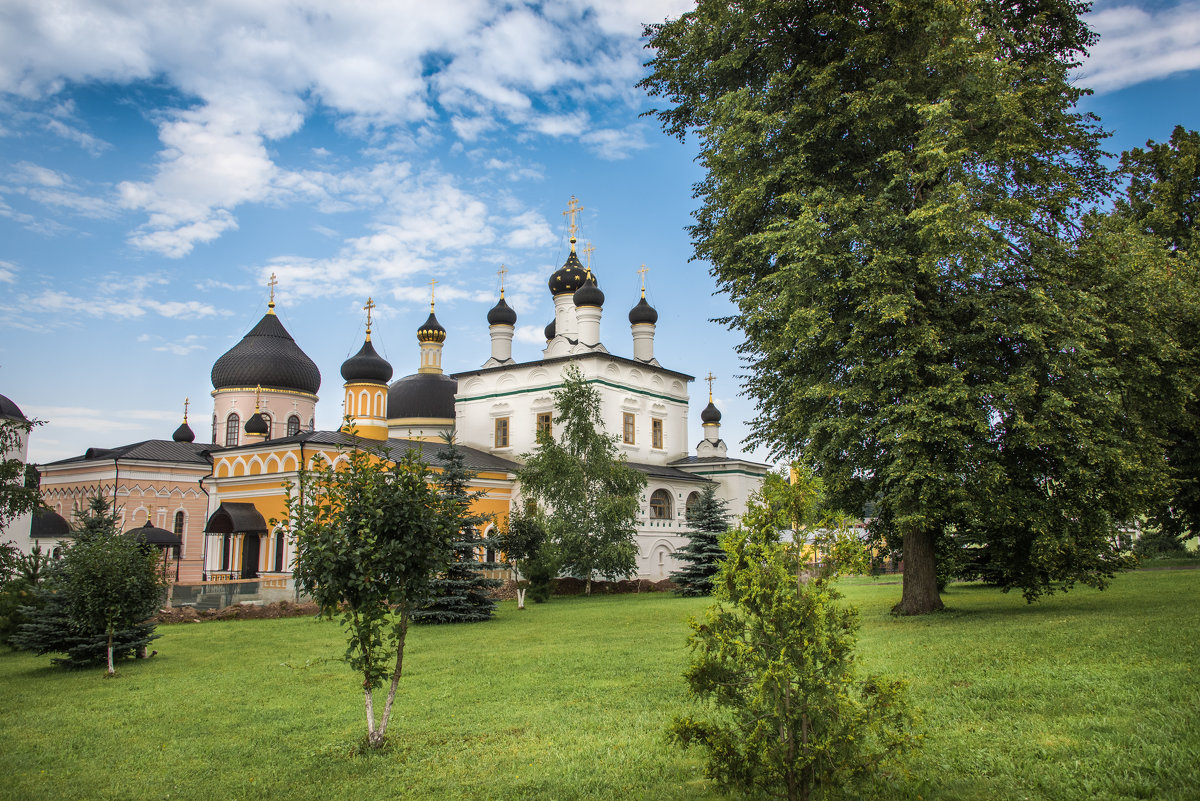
<box><xmin>518</xmin><ymin>363</ymin><xmax>646</xmax><ymax>595</ymax></box>
<box><xmin>286</xmin><ymin>441</ymin><xmax>455</xmax><ymax>747</ymax></box>
<box><xmin>642</xmin><ymin>0</ymin><xmax>1174</xmax><ymax>613</ymax></box>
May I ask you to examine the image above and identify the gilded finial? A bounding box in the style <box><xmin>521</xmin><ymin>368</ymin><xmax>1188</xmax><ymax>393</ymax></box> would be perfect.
<box><xmin>638</xmin><ymin>264</ymin><xmax>649</xmax><ymax>298</ymax></box>
<box><xmin>183</xmin><ymin>397</ymin><xmax>189</xmax><ymax>423</ymax></box>
<box><xmin>582</xmin><ymin>242</ymin><xmax>595</xmax><ymax>272</ymax></box>
<box><xmin>563</xmin><ymin>196</ymin><xmax>584</xmax><ymax>252</ymax></box>
<box><xmin>267</xmin><ymin>273</ymin><xmax>278</xmax><ymax>314</ymax></box>
<box><xmin>705</xmin><ymin>372</ymin><xmax>716</xmax><ymax>402</ymax></box>
<box><xmin>363</xmin><ymin>297</ymin><xmax>376</xmax><ymax>340</ymax></box>
<box><xmin>498</xmin><ymin>265</ymin><xmax>507</xmax><ymax>299</ymax></box>
<box><xmin>429</xmin><ymin>278</ymin><xmax>437</xmax><ymax>312</ymax></box>
<box><xmin>254</xmin><ymin>384</ymin><xmax>262</xmax><ymax>411</ymax></box>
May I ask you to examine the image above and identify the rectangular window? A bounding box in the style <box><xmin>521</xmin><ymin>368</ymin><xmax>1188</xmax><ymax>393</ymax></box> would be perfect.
<box><xmin>495</xmin><ymin>417</ymin><xmax>510</xmax><ymax>448</ymax></box>
<box><xmin>623</xmin><ymin>412</ymin><xmax>635</xmax><ymax>444</ymax></box>
<box><xmin>536</xmin><ymin>412</ymin><xmax>553</xmax><ymax>439</ymax></box>
<box><xmin>651</xmin><ymin>418</ymin><xmax>664</xmax><ymax>449</ymax></box>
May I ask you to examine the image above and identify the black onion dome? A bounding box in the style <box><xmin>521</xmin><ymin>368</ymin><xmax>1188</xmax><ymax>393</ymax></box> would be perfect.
<box><xmin>548</xmin><ymin>248</ymin><xmax>588</xmax><ymax>295</ymax></box>
<box><xmin>701</xmin><ymin>401</ymin><xmax>722</xmax><ymax>423</ymax></box>
<box><xmin>573</xmin><ymin>273</ymin><xmax>604</xmax><ymax>307</ymax></box>
<box><xmin>211</xmin><ymin>313</ymin><xmax>321</xmax><ymax>394</ymax></box>
<box><xmin>125</xmin><ymin>520</ymin><xmax>181</xmax><ymax>547</ymax></box>
<box><xmin>629</xmin><ymin>296</ymin><xmax>658</xmax><ymax>325</ymax></box>
<box><xmin>0</xmin><ymin>393</ymin><xmax>26</xmax><ymax>420</ymax></box>
<box><xmin>31</xmin><ymin>509</ymin><xmax>71</xmax><ymax>539</ymax></box>
<box><xmin>487</xmin><ymin>297</ymin><xmax>517</xmax><ymax>326</ymax></box>
<box><xmin>341</xmin><ymin>338</ymin><xmax>393</xmax><ymax>384</ymax></box>
<box><xmin>417</xmin><ymin>311</ymin><xmax>447</xmax><ymax>343</ymax></box>
<box><xmin>387</xmin><ymin>373</ymin><xmax>457</xmax><ymax>420</ymax></box>
<box><xmin>544</xmin><ymin>319</ymin><xmax>556</xmax><ymax>340</ymax></box>
<box><xmin>244</xmin><ymin>412</ymin><xmax>269</xmax><ymax>435</ymax></box>
<box><xmin>172</xmin><ymin>421</ymin><xmax>196</xmax><ymax>443</ymax></box>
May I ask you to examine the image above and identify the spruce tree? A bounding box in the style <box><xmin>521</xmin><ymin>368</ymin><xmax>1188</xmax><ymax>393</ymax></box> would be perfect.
<box><xmin>412</xmin><ymin>435</ymin><xmax>502</xmax><ymax>624</ymax></box>
<box><xmin>670</xmin><ymin>483</ymin><xmax>729</xmax><ymax>596</ymax></box>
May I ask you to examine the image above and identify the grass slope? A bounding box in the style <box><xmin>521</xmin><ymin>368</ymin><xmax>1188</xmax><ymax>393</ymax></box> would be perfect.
<box><xmin>0</xmin><ymin>571</ymin><xmax>1196</xmax><ymax>801</ymax></box>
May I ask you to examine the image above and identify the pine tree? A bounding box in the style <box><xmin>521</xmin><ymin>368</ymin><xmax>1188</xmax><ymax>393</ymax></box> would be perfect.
<box><xmin>412</xmin><ymin>435</ymin><xmax>502</xmax><ymax>624</ymax></box>
<box><xmin>11</xmin><ymin>496</ymin><xmax>161</xmax><ymax>671</ymax></box>
<box><xmin>670</xmin><ymin>483</ymin><xmax>729</xmax><ymax>596</ymax></box>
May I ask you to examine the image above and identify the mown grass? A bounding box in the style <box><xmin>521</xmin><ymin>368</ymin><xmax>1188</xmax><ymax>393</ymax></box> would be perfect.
<box><xmin>0</xmin><ymin>570</ymin><xmax>1196</xmax><ymax>801</ymax></box>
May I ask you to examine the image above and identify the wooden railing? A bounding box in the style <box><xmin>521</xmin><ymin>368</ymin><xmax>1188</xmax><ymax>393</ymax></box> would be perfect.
<box><xmin>203</xmin><ymin>574</ymin><xmax>290</xmax><ymax>589</ymax></box>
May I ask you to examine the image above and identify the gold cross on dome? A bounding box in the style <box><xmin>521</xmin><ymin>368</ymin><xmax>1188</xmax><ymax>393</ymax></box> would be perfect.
<box><xmin>254</xmin><ymin>384</ymin><xmax>262</xmax><ymax>411</ymax></box>
<box><xmin>581</xmin><ymin>242</ymin><xmax>595</xmax><ymax>271</ymax></box>
<box><xmin>363</xmin><ymin>297</ymin><xmax>375</xmax><ymax>334</ymax></box>
<box><xmin>429</xmin><ymin>278</ymin><xmax>437</xmax><ymax>311</ymax></box>
<box><xmin>705</xmin><ymin>372</ymin><xmax>716</xmax><ymax>401</ymax></box>
<box><xmin>267</xmin><ymin>273</ymin><xmax>278</xmax><ymax>309</ymax></box>
<box><xmin>562</xmin><ymin>195</ymin><xmax>584</xmax><ymax>239</ymax></box>
<box><xmin>498</xmin><ymin>265</ymin><xmax>507</xmax><ymax>297</ymax></box>
<box><xmin>183</xmin><ymin>397</ymin><xmax>189</xmax><ymax>422</ymax></box>
<box><xmin>638</xmin><ymin>264</ymin><xmax>649</xmax><ymax>297</ymax></box>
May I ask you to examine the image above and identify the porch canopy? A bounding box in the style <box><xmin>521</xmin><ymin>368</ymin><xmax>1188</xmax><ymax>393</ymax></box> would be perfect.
<box><xmin>204</xmin><ymin>502</ymin><xmax>268</xmax><ymax>535</ymax></box>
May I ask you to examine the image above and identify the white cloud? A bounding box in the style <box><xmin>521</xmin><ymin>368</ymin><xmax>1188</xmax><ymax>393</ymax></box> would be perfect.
<box><xmin>1081</xmin><ymin>3</ymin><xmax>1200</xmax><ymax>92</ymax></box>
<box><xmin>0</xmin><ymin>260</ymin><xmax>16</xmax><ymax>283</ymax></box>
<box><xmin>581</xmin><ymin>125</ymin><xmax>650</xmax><ymax>160</ymax></box>
<box><xmin>514</xmin><ymin>323</ymin><xmax>549</xmax><ymax>344</ymax></box>
<box><xmin>12</xmin><ymin>161</ymin><xmax>67</xmax><ymax>187</ymax></box>
<box><xmin>0</xmin><ymin>1</ymin><xmax>691</xmax><ymax>255</ymax></box>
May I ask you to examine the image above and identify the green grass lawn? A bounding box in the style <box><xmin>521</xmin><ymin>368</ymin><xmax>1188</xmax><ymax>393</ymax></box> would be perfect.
<box><xmin>1</xmin><ymin>571</ymin><xmax>1196</xmax><ymax>801</ymax></box>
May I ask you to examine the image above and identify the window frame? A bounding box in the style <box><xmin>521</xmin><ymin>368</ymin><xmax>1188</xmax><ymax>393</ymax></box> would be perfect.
<box><xmin>536</xmin><ymin>411</ymin><xmax>553</xmax><ymax>439</ymax></box>
<box><xmin>287</xmin><ymin>415</ymin><xmax>301</xmax><ymax>436</ymax></box>
<box><xmin>225</xmin><ymin>413</ymin><xmax>240</xmax><ymax>447</ymax></box>
<box><xmin>651</xmin><ymin>417</ymin><xmax>664</xmax><ymax>450</ymax></box>
<box><xmin>622</xmin><ymin>412</ymin><xmax>635</xmax><ymax>445</ymax></box>
<box><xmin>495</xmin><ymin>416</ymin><xmax>510</xmax><ymax>448</ymax></box>
<box><xmin>649</xmin><ymin>488</ymin><xmax>673</xmax><ymax>519</ymax></box>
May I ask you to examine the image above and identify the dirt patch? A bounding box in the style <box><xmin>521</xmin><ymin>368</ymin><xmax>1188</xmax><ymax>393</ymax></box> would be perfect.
<box><xmin>156</xmin><ymin>599</ymin><xmax>321</xmax><ymax>625</ymax></box>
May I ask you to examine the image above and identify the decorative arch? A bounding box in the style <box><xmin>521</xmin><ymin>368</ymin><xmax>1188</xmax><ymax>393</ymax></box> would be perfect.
<box><xmin>287</xmin><ymin>414</ymin><xmax>301</xmax><ymax>436</ymax></box>
<box><xmin>685</xmin><ymin>491</ymin><xmax>701</xmax><ymax>518</ymax></box>
<box><xmin>225</xmin><ymin>413</ymin><xmax>241</xmax><ymax>447</ymax></box>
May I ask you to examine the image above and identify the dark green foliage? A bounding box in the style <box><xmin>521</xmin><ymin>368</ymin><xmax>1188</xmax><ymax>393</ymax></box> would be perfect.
<box><xmin>0</xmin><ymin>418</ymin><xmax>45</xmax><ymax>530</ymax></box>
<box><xmin>9</xmin><ymin>582</ymin><xmax>158</xmax><ymax>668</ymax></box>
<box><xmin>670</xmin><ymin>483</ymin><xmax>729</xmax><ymax>596</ymax></box>
<box><xmin>1134</xmin><ymin>525</ymin><xmax>1190</xmax><ymax>558</ymax></box>
<box><xmin>286</xmin><ymin>439</ymin><xmax>455</xmax><ymax>747</ymax></box>
<box><xmin>518</xmin><ymin>363</ymin><xmax>646</xmax><ymax>594</ymax></box>
<box><xmin>0</xmin><ymin>578</ymin><xmax>37</xmax><ymax>643</ymax></box>
<box><xmin>671</xmin><ymin>500</ymin><xmax>918</xmax><ymax>800</ymax></box>
<box><xmin>498</xmin><ymin>513</ymin><xmax>556</xmax><ymax>604</ymax></box>
<box><xmin>412</xmin><ymin>435</ymin><xmax>502</xmax><ymax>624</ymax></box>
<box><xmin>642</xmin><ymin>0</ymin><xmax>1165</xmax><ymax>614</ymax></box>
<box><xmin>10</xmin><ymin>497</ymin><xmax>163</xmax><ymax>673</ymax></box>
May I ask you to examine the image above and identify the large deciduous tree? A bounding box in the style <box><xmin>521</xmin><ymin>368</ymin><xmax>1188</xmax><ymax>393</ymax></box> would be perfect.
<box><xmin>518</xmin><ymin>363</ymin><xmax>646</xmax><ymax>595</ymax></box>
<box><xmin>286</xmin><ymin>442</ymin><xmax>455</xmax><ymax>748</ymax></box>
<box><xmin>642</xmin><ymin>0</ymin><xmax>1169</xmax><ymax>613</ymax></box>
<box><xmin>0</xmin><ymin>418</ymin><xmax>45</xmax><ymax>531</ymax></box>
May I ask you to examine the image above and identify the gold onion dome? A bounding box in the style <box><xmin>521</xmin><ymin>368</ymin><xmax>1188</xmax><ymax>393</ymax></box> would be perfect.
<box><xmin>548</xmin><ymin>242</ymin><xmax>588</xmax><ymax>295</ymax></box>
<box><xmin>416</xmin><ymin>311</ymin><xmax>446</xmax><ymax>343</ymax></box>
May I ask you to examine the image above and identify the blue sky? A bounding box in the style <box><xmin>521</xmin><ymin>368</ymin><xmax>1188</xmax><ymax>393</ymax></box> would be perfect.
<box><xmin>1</xmin><ymin>0</ymin><xmax>1198</xmax><ymax>465</ymax></box>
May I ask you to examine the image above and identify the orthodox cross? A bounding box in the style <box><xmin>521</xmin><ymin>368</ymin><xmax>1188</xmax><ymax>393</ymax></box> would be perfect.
<box><xmin>638</xmin><ymin>264</ymin><xmax>649</xmax><ymax>297</ymax></box>
<box><xmin>581</xmin><ymin>242</ymin><xmax>595</xmax><ymax>272</ymax></box>
<box><xmin>429</xmin><ymin>278</ymin><xmax>437</xmax><ymax>311</ymax></box>
<box><xmin>363</xmin><ymin>297</ymin><xmax>375</xmax><ymax>336</ymax></box>
<box><xmin>267</xmin><ymin>272</ymin><xmax>278</xmax><ymax>310</ymax></box>
<box><xmin>254</xmin><ymin>384</ymin><xmax>263</xmax><ymax>411</ymax></box>
<box><xmin>183</xmin><ymin>397</ymin><xmax>190</xmax><ymax>423</ymax></box>
<box><xmin>562</xmin><ymin>195</ymin><xmax>584</xmax><ymax>239</ymax></box>
<box><xmin>705</xmin><ymin>372</ymin><xmax>716</xmax><ymax>401</ymax></box>
<box><xmin>498</xmin><ymin>265</ymin><xmax>507</xmax><ymax>297</ymax></box>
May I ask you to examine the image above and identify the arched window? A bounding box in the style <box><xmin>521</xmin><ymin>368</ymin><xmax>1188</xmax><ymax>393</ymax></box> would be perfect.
<box><xmin>274</xmin><ymin>530</ymin><xmax>285</xmax><ymax>572</ymax></box>
<box><xmin>685</xmin><ymin>491</ymin><xmax>701</xmax><ymax>518</ymax></box>
<box><xmin>649</xmin><ymin>489</ymin><xmax>673</xmax><ymax>519</ymax></box>
<box><xmin>260</xmin><ymin>413</ymin><xmax>272</xmax><ymax>439</ymax></box>
<box><xmin>173</xmin><ymin>511</ymin><xmax>185</xmax><ymax>535</ymax></box>
<box><xmin>287</xmin><ymin>415</ymin><xmax>301</xmax><ymax>436</ymax></box>
<box><xmin>225</xmin><ymin>413</ymin><xmax>240</xmax><ymax>447</ymax></box>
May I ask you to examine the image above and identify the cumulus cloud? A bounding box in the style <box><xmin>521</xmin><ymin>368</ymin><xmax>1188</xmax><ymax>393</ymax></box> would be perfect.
<box><xmin>1081</xmin><ymin>2</ymin><xmax>1200</xmax><ymax>92</ymax></box>
<box><xmin>0</xmin><ymin>1</ymin><xmax>690</xmax><ymax>257</ymax></box>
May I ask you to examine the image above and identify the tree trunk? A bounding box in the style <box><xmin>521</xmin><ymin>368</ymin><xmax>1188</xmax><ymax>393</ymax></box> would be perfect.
<box><xmin>375</xmin><ymin>612</ymin><xmax>409</xmax><ymax>746</ymax></box>
<box><xmin>516</xmin><ymin>588</ymin><xmax>526</xmax><ymax>609</ymax></box>
<box><xmin>585</xmin><ymin>577</ymin><xmax>592</xmax><ymax>596</ymax></box>
<box><xmin>105</xmin><ymin>627</ymin><xmax>115</xmax><ymax>676</ymax></box>
<box><xmin>892</xmin><ymin>529</ymin><xmax>944</xmax><ymax>615</ymax></box>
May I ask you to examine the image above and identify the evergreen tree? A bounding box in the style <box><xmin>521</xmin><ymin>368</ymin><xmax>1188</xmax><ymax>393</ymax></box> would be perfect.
<box><xmin>412</xmin><ymin>435</ymin><xmax>502</xmax><ymax>624</ymax></box>
<box><xmin>670</xmin><ymin>483</ymin><xmax>729</xmax><ymax>596</ymax></box>
<box><xmin>11</xmin><ymin>496</ymin><xmax>161</xmax><ymax>672</ymax></box>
